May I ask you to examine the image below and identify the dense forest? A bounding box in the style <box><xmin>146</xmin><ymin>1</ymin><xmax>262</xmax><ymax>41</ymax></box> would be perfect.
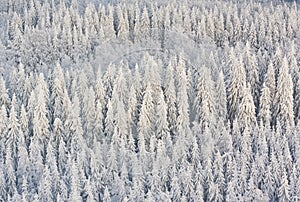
<box><xmin>0</xmin><ymin>0</ymin><xmax>300</xmax><ymax>201</ymax></box>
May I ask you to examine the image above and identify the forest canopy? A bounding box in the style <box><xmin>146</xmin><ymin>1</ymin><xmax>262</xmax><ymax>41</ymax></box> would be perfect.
<box><xmin>0</xmin><ymin>0</ymin><xmax>299</xmax><ymax>201</ymax></box>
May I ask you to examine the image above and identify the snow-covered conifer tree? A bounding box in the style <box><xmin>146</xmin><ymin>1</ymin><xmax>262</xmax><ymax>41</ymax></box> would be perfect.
<box><xmin>164</xmin><ymin>57</ymin><xmax>177</xmax><ymax>138</ymax></box>
<box><xmin>5</xmin><ymin>145</ymin><xmax>16</xmax><ymax>198</ymax></box>
<box><xmin>193</xmin><ymin>67</ymin><xmax>216</xmax><ymax>128</ymax></box>
<box><xmin>38</xmin><ymin>165</ymin><xmax>53</xmax><ymax>202</ymax></box>
<box><xmin>84</xmin><ymin>178</ymin><xmax>96</xmax><ymax>202</ymax></box>
<box><xmin>227</xmin><ymin>50</ymin><xmax>246</xmax><ymax>122</ymax></box>
<box><xmin>140</xmin><ymin>6</ymin><xmax>150</xmax><ymax>41</ymax></box>
<box><xmin>215</xmin><ymin>71</ymin><xmax>227</xmax><ymax>122</ymax></box>
<box><xmin>32</xmin><ymin>84</ymin><xmax>49</xmax><ymax>163</ymax></box>
<box><xmin>103</xmin><ymin>186</ymin><xmax>112</xmax><ymax>202</ymax></box>
<box><xmin>102</xmin><ymin>4</ymin><xmax>115</xmax><ymax>39</ymax></box>
<box><xmin>116</xmin><ymin>5</ymin><xmax>129</xmax><ymax>41</ymax></box>
<box><xmin>275</xmin><ymin>56</ymin><xmax>294</xmax><ymax>128</ymax></box>
<box><xmin>16</xmin><ymin>130</ymin><xmax>29</xmax><ymax>190</ymax></box>
<box><xmin>6</xmin><ymin>97</ymin><xmax>20</xmax><ymax>163</ymax></box>
<box><xmin>0</xmin><ymin>76</ymin><xmax>9</xmax><ymax>107</ymax></box>
<box><xmin>28</xmin><ymin>135</ymin><xmax>44</xmax><ymax>194</ymax></box>
<box><xmin>138</xmin><ymin>83</ymin><xmax>154</xmax><ymax>147</ymax></box>
<box><xmin>258</xmin><ymin>83</ymin><xmax>271</xmax><ymax>128</ymax></box>
<box><xmin>175</xmin><ymin>53</ymin><xmax>191</xmax><ymax>148</ymax></box>
<box><xmin>243</xmin><ymin>42</ymin><xmax>260</xmax><ymax>107</ymax></box>
<box><xmin>278</xmin><ymin>170</ymin><xmax>290</xmax><ymax>202</ymax></box>
<box><xmin>155</xmin><ymin>88</ymin><xmax>169</xmax><ymax>140</ymax></box>
<box><xmin>69</xmin><ymin>159</ymin><xmax>82</xmax><ymax>202</ymax></box>
<box><xmin>237</xmin><ymin>84</ymin><xmax>257</xmax><ymax>129</ymax></box>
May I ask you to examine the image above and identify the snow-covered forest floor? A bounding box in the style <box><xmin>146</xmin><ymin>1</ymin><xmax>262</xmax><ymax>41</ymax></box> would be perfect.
<box><xmin>0</xmin><ymin>0</ymin><xmax>300</xmax><ymax>201</ymax></box>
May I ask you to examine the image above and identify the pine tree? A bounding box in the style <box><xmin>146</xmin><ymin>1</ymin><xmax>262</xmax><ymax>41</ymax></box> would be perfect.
<box><xmin>94</xmin><ymin>98</ymin><xmax>104</xmax><ymax>143</ymax></box>
<box><xmin>116</xmin><ymin>5</ymin><xmax>129</xmax><ymax>41</ymax></box>
<box><xmin>0</xmin><ymin>105</ymin><xmax>7</xmax><ymax>162</ymax></box>
<box><xmin>8</xmin><ymin>12</ymin><xmax>23</xmax><ymax>62</ymax></box>
<box><xmin>265</xmin><ymin>62</ymin><xmax>276</xmax><ymax>102</ymax></box>
<box><xmin>140</xmin><ymin>6</ymin><xmax>150</xmax><ymax>41</ymax></box>
<box><xmin>130</xmin><ymin>153</ymin><xmax>146</xmax><ymax>201</ymax></box>
<box><xmin>278</xmin><ymin>170</ymin><xmax>290</xmax><ymax>202</ymax></box>
<box><xmin>95</xmin><ymin>67</ymin><xmax>106</xmax><ymax>107</ymax></box>
<box><xmin>155</xmin><ymin>139</ymin><xmax>170</xmax><ymax>190</ymax></box>
<box><xmin>155</xmin><ymin>88</ymin><xmax>169</xmax><ymax>140</ymax></box>
<box><xmin>103</xmin><ymin>4</ymin><xmax>115</xmax><ymax>39</ymax></box>
<box><xmin>138</xmin><ymin>83</ymin><xmax>154</xmax><ymax>147</ymax></box>
<box><xmin>127</xmin><ymin>85</ymin><xmax>138</xmax><ymax>129</ymax></box>
<box><xmin>5</xmin><ymin>145</ymin><xmax>16</xmax><ymax>198</ymax></box>
<box><xmin>32</xmin><ymin>74</ymin><xmax>50</xmax><ymax>148</ymax></box>
<box><xmin>137</xmin><ymin>131</ymin><xmax>148</xmax><ymax>176</ymax></box>
<box><xmin>38</xmin><ymin>165</ymin><xmax>53</xmax><ymax>202</ymax></box>
<box><xmin>0</xmin><ymin>76</ymin><xmax>9</xmax><ymax>109</ymax></box>
<box><xmin>243</xmin><ymin>42</ymin><xmax>260</xmax><ymax>107</ymax></box>
<box><xmin>110</xmin><ymin>67</ymin><xmax>128</xmax><ymax>141</ymax></box>
<box><xmin>212</xmin><ymin>150</ymin><xmax>225</xmax><ymax>202</ymax></box>
<box><xmin>174</xmin><ymin>53</ymin><xmax>191</xmax><ymax>159</ymax></box>
<box><xmin>103</xmin><ymin>63</ymin><xmax>116</xmax><ymax>100</ymax></box>
<box><xmin>11</xmin><ymin>188</ymin><xmax>21</xmax><ymax>202</ymax></box>
<box><xmin>82</xmin><ymin>86</ymin><xmax>96</xmax><ymax>146</ymax></box>
<box><xmin>164</xmin><ymin>57</ymin><xmax>177</xmax><ymax>139</ymax></box>
<box><xmin>237</xmin><ymin>84</ymin><xmax>257</xmax><ymax>129</ymax></box>
<box><xmin>20</xmin><ymin>177</ymin><xmax>29</xmax><ymax>202</ymax></box>
<box><xmin>106</xmin><ymin>143</ymin><xmax>118</xmax><ymax>184</ymax></box>
<box><xmin>85</xmin><ymin>178</ymin><xmax>96</xmax><ymax>202</ymax></box>
<box><xmin>193</xmin><ymin>67</ymin><xmax>216</xmax><ymax>128</ymax></box>
<box><xmin>133</xmin><ymin>4</ymin><xmax>141</xmax><ymax>43</ymax></box>
<box><xmin>104</xmin><ymin>98</ymin><xmax>115</xmax><ymax>140</ymax></box>
<box><xmin>103</xmin><ymin>186</ymin><xmax>112</xmax><ymax>202</ymax></box>
<box><xmin>19</xmin><ymin>104</ymin><xmax>29</xmax><ymax>145</ymax></box>
<box><xmin>275</xmin><ymin>56</ymin><xmax>294</xmax><ymax>128</ymax></box>
<box><xmin>57</xmin><ymin>131</ymin><xmax>68</xmax><ymax>177</ymax></box>
<box><xmin>180</xmin><ymin>165</ymin><xmax>194</xmax><ymax>200</ymax></box>
<box><xmin>294</xmin><ymin>75</ymin><xmax>300</xmax><ymax>125</ymax></box>
<box><xmin>289</xmin><ymin>165</ymin><xmax>300</xmax><ymax>201</ymax></box>
<box><xmin>245</xmin><ymin>175</ymin><xmax>267</xmax><ymax>201</ymax></box>
<box><xmin>58</xmin><ymin>175</ymin><xmax>68</xmax><ymax>201</ymax></box>
<box><xmin>69</xmin><ymin>159</ymin><xmax>82</xmax><ymax>202</ymax></box>
<box><xmin>258</xmin><ymin>82</ymin><xmax>271</xmax><ymax>128</ymax></box>
<box><xmin>170</xmin><ymin>174</ymin><xmax>181</xmax><ymax>201</ymax></box>
<box><xmin>262</xmin><ymin>159</ymin><xmax>276</xmax><ymax>200</ymax></box>
<box><xmin>225</xmin><ymin>171</ymin><xmax>240</xmax><ymax>201</ymax></box>
<box><xmin>45</xmin><ymin>136</ymin><xmax>60</xmax><ymax>198</ymax></box>
<box><xmin>89</xmin><ymin>149</ymin><xmax>104</xmax><ymax>201</ymax></box>
<box><xmin>31</xmin><ymin>193</ymin><xmax>40</xmax><ymax>202</ymax></box>
<box><xmin>215</xmin><ymin>71</ymin><xmax>227</xmax><ymax>122</ymax></box>
<box><xmin>69</xmin><ymin>93</ymin><xmax>89</xmax><ymax>175</ymax></box>
<box><xmin>15</xmin><ymin>63</ymin><xmax>26</xmax><ymax>103</ymax></box>
<box><xmin>50</xmin><ymin>62</ymin><xmax>67</xmax><ymax>122</ymax></box>
<box><xmin>28</xmin><ymin>135</ymin><xmax>44</xmax><ymax>193</ymax></box>
<box><xmin>6</xmin><ymin>98</ymin><xmax>20</xmax><ymax>166</ymax></box>
<box><xmin>149</xmin><ymin>3</ymin><xmax>160</xmax><ymax>41</ymax></box>
<box><xmin>0</xmin><ymin>166</ymin><xmax>7</xmax><ymax>201</ymax></box>
<box><xmin>16</xmin><ymin>130</ymin><xmax>29</xmax><ymax>190</ymax></box>
<box><xmin>161</xmin><ymin>6</ymin><xmax>171</xmax><ymax>49</ymax></box>
<box><xmin>227</xmin><ymin>50</ymin><xmax>246</xmax><ymax>122</ymax></box>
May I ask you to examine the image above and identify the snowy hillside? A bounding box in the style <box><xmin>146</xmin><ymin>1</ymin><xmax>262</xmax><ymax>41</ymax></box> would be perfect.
<box><xmin>0</xmin><ymin>0</ymin><xmax>300</xmax><ymax>201</ymax></box>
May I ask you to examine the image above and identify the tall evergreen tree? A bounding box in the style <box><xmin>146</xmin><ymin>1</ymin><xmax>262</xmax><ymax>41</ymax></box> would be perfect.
<box><xmin>227</xmin><ymin>50</ymin><xmax>246</xmax><ymax>122</ymax></box>
<box><xmin>275</xmin><ymin>56</ymin><xmax>294</xmax><ymax>128</ymax></box>
<box><xmin>6</xmin><ymin>98</ymin><xmax>20</xmax><ymax>166</ymax></box>
<box><xmin>237</xmin><ymin>84</ymin><xmax>257</xmax><ymax>129</ymax></box>
<box><xmin>215</xmin><ymin>71</ymin><xmax>227</xmax><ymax>122</ymax></box>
